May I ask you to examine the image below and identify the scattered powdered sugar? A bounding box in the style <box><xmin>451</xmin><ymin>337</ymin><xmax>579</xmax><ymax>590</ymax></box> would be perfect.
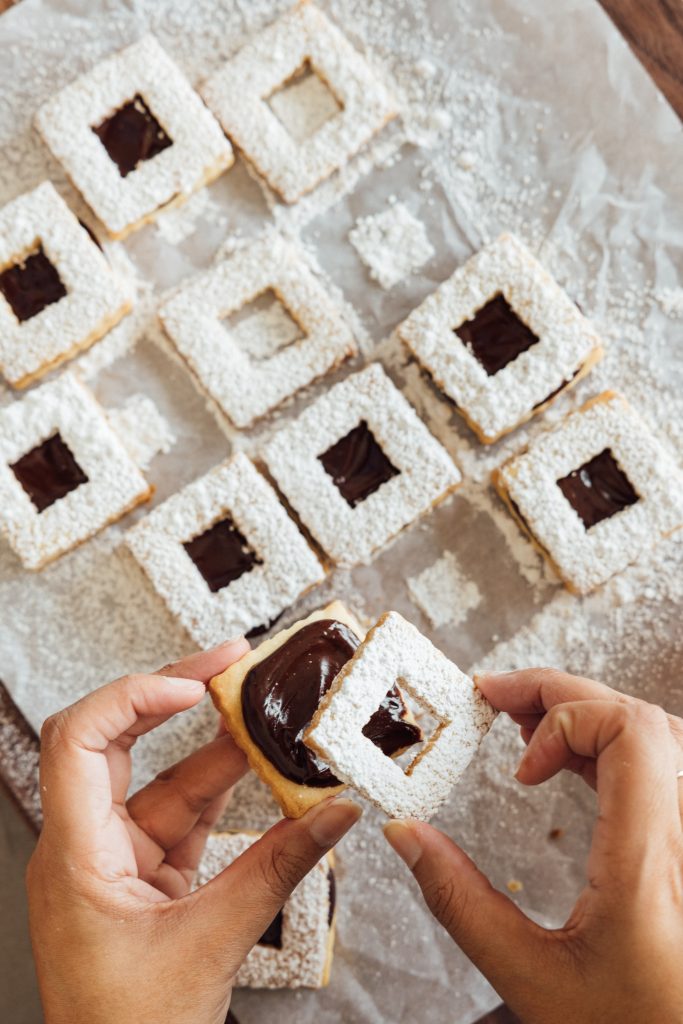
<box><xmin>107</xmin><ymin>393</ymin><xmax>176</xmax><ymax>469</ymax></box>
<box><xmin>154</xmin><ymin>188</ymin><xmax>212</xmax><ymax>245</ymax></box>
<box><xmin>407</xmin><ymin>550</ymin><xmax>481</xmax><ymax>628</ymax></box>
<box><xmin>655</xmin><ymin>287</ymin><xmax>683</xmax><ymax>319</ymax></box>
<box><xmin>348</xmin><ymin>200</ymin><xmax>434</xmax><ymax>289</ymax></box>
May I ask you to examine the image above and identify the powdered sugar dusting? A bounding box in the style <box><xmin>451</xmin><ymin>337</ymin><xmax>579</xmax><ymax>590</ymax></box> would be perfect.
<box><xmin>107</xmin><ymin>393</ymin><xmax>176</xmax><ymax>469</ymax></box>
<box><xmin>349</xmin><ymin>200</ymin><xmax>434</xmax><ymax>289</ymax></box>
<box><xmin>407</xmin><ymin>551</ymin><xmax>481</xmax><ymax>628</ymax></box>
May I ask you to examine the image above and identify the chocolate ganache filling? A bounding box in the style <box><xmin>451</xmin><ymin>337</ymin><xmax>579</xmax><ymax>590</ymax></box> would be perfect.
<box><xmin>241</xmin><ymin>619</ymin><xmax>421</xmax><ymax>787</ymax></box>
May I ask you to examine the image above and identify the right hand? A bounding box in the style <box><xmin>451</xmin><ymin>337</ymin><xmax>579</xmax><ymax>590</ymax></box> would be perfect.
<box><xmin>384</xmin><ymin>668</ymin><xmax>683</xmax><ymax>1024</ymax></box>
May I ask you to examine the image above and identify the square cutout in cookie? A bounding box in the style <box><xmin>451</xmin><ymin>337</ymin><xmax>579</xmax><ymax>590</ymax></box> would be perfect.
<box><xmin>0</xmin><ymin>182</ymin><xmax>131</xmax><ymax>389</ymax></box>
<box><xmin>263</xmin><ymin>363</ymin><xmax>461</xmax><ymax>565</ymax></box>
<box><xmin>202</xmin><ymin>4</ymin><xmax>397</xmax><ymax>203</ymax></box>
<box><xmin>398</xmin><ymin>233</ymin><xmax>605</xmax><ymax>443</ymax></box>
<box><xmin>493</xmin><ymin>392</ymin><xmax>683</xmax><ymax>594</ymax></box>
<box><xmin>36</xmin><ymin>36</ymin><xmax>233</xmax><ymax>239</ymax></box>
<box><xmin>267</xmin><ymin>59</ymin><xmax>342</xmax><ymax>143</ymax></box>
<box><xmin>195</xmin><ymin>832</ymin><xmax>335</xmax><ymax>988</ymax></box>
<box><xmin>126</xmin><ymin>453</ymin><xmax>325</xmax><ymax>648</ymax></box>
<box><xmin>0</xmin><ymin>373</ymin><xmax>152</xmax><ymax>570</ymax></box>
<box><xmin>159</xmin><ymin>233</ymin><xmax>356</xmax><ymax>428</ymax></box>
<box><xmin>305</xmin><ymin>611</ymin><xmax>496</xmax><ymax>820</ymax></box>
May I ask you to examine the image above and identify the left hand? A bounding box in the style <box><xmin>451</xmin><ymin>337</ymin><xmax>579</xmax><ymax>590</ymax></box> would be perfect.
<box><xmin>27</xmin><ymin>639</ymin><xmax>362</xmax><ymax>1024</ymax></box>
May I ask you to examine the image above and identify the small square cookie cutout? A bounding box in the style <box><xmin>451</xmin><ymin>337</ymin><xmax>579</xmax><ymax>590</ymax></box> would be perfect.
<box><xmin>0</xmin><ymin>182</ymin><xmax>131</xmax><ymax>388</ymax></box>
<box><xmin>0</xmin><ymin>373</ymin><xmax>152</xmax><ymax>570</ymax></box>
<box><xmin>210</xmin><ymin>601</ymin><xmax>422</xmax><ymax>818</ymax></box>
<box><xmin>398</xmin><ymin>233</ymin><xmax>605</xmax><ymax>444</ymax></box>
<box><xmin>35</xmin><ymin>36</ymin><xmax>233</xmax><ymax>239</ymax></box>
<box><xmin>305</xmin><ymin>611</ymin><xmax>497</xmax><ymax>820</ymax></box>
<box><xmin>159</xmin><ymin>234</ymin><xmax>357</xmax><ymax>428</ymax></box>
<box><xmin>201</xmin><ymin>2</ymin><xmax>397</xmax><ymax>203</ymax></box>
<box><xmin>195</xmin><ymin>832</ymin><xmax>336</xmax><ymax>988</ymax></box>
<box><xmin>126</xmin><ymin>453</ymin><xmax>325</xmax><ymax>648</ymax></box>
<box><xmin>493</xmin><ymin>391</ymin><xmax>683</xmax><ymax>594</ymax></box>
<box><xmin>262</xmin><ymin>363</ymin><xmax>461</xmax><ymax>565</ymax></box>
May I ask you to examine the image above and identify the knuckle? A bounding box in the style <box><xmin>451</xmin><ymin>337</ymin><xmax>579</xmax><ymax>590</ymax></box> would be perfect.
<box><xmin>422</xmin><ymin>874</ymin><xmax>469</xmax><ymax>936</ymax></box>
<box><xmin>40</xmin><ymin>712</ymin><xmax>66</xmax><ymax>752</ymax></box>
<box><xmin>258</xmin><ymin>842</ymin><xmax>311</xmax><ymax>902</ymax></box>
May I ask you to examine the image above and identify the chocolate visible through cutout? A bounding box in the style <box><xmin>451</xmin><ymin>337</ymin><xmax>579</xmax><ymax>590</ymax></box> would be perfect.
<box><xmin>183</xmin><ymin>516</ymin><xmax>262</xmax><ymax>593</ymax></box>
<box><xmin>318</xmin><ymin>421</ymin><xmax>400</xmax><ymax>508</ymax></box>
<box><xmin>10</xmin><ymin>432</ymin><xmax>88</xmax><ymax>513</ymax></box>
<box><xmin>257</xmin><ymin>909</ymin><xmax>284</xmax><ymax>948</ymax></box>
<box><xmin>455</xmin><ymin>294</ymin><xmax>540</xmax><ymax>376</ymax></box>
<box><xmin>0</xmin><ymin>246</ymin><xmax>67</xmax><ymax>322</ymax></box>
<box><xmin>92</xmin><ymin>94</ymin><xmax>173</xmax><ymax>177</ymax></box>
<box><xmin>557</xmin><ymin>448</ymin><xmax>639</xmax><ymax>529</ymax></box>
<box><xmin>223</xmin><ymin>289</ymin><xmax>304</xmax><ymax>363</ymax></box>
<box><xmin>267</xmin><ymin>59</ymin><xmax>343</xmax><ymax>143</ymax></box>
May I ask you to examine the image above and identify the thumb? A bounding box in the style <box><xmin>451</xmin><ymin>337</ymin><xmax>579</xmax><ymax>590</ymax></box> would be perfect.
<box><xmin>384</xmin><ymin>819</ymin><xmax>546</xmax><ymax>994</ymax></box>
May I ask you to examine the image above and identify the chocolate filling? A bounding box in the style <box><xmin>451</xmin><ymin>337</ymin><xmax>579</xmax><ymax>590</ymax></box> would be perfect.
<box><xmin>184</xmin><ymin>517</ymin><xmax>262</xmax><ymax>594</ymax></box>
<box><xmin>557</xmin><ymin>448</ymin><xmax>639</xmax><ymax>529</ymax></box>
<box><xmin>92</xmin><ymin>94</ymin><xmax>173</xmax><ymax>177</ymax></box>
<box><xmin>258</xmin><ymin>909</ymin><xmax>283</xmax><ymax>948</ymax></box>
<box><xmin>456</xmin><ymin>294</ymin><xmax>539</xmax><ymax>376</ymax></box>
<box><xmin>225</xmin><ymin>1012</ymin><xmax>240</xmax><ymax>1024</ymax></box>
<box><xmin>327</xmin><ymin>868</ymin><xmax>336</xmax><ymax>927</ymax></box>
<box><xmin>246</xmin><ymin>611</ymin><xmax>284</xmax><ymax>640</ymax></box>
<box><xmin>318</xmin><ymin>421</ymin><xmax>400</xmax><ymax>508</ymax></box>
<box><xmin>241</xmin><ymin>619</ymin><xmax>421</xmax><ymax>787</ymax></box>
<box><xmin>0</xmin><ymin>246</ymin><xmax>67</xmax><ymax>322</ymax></box>
<box><xmin>532</xmin><ymin>367</ymin><xmax>581</xmax><ymax>410</ymax></box>
<box><xmin>10</xmin><ymin>433</ymin><xmax>88</xmax><ymax>513</ymax></box>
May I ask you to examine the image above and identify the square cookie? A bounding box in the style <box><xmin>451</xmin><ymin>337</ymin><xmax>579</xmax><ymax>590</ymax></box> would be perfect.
<box><xmin>0</xmin><ymin>182</ymin><xmax>131</xmax><ymax>388</ymax></box>
<box><xmin>262</xmin><ymin>362</ymin><xmax>461</xmax><ymax>565</ymax></box>
<box><xmin>210</xmin><ymin>601</ymin><xmax>421</xmax><ymax>818</ymax></box>
<box><xmin>126</xmin><ymin>453</ymin><xmax>325</xmax><ymax>648</ymax></box>
<box><xmin>0</xmin><ymin>373</ymin><xmax>152</xmax><ymax>570</ymax></box>
<box><xmin>36</xmin><ymin>36</ymin><xmax>234</xmax><ymax>239</ymax></box>
<box><xmin>195</xmin><ymin>831</ymin><xmax>336</xmax><ymax>988</ymax></box>
<box><xmin>201</xmin><ymin>2</ymin><xmax>397</xmax><ymax>203</ymax></box>
<box><xmin>305</xmin><ymin>611</ymin><xmax>496</xmax><ymax>820</ymax></box>
<box><xmin>398</xmin><ymin>233</ymin><xmax>604</xmax><ymax>443</ymax></box>
<box><xmin>493</xmin><ymin>391</ymin><xmax>683</xmax><ymax>594</ymax></box>
<box><xmin>159</xmin><ymin>233</ymin><xmax>357</xmax><ymax>428</ymax></box>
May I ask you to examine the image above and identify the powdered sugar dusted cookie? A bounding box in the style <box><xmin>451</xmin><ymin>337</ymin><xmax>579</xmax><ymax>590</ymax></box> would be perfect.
<box><xmin>493</xmin><ymin>391</ymin><xmax>683</xmax><ymax>594</ymax></box>
<box><xmin>262</xmin><ymin>363</ymin><xmax>461</xmax><ymax>565</ymax></box>
<box><xmin>0</xmin><ymin>373</ymin><xmax>152</xmax><ymax>570</ymax></box>
<box><xmin>210</xmin><ymin>602</ymin><xmax>422</xmax><ymax>818</ymax></box>
<box><xmin>201</xmin><ymin>2</ymin><xmax>397</xmax><ymax>204</ymax></box>
<box><xmin>36</xmin><ymin>36</ymin><xmax>233</xmax><ymax>239</ymax></box>
<box><xmin>0</xmin><ymin>182</ymin><xmax>131</xmax><ymax>388</ymax></box>
<box><xmin>305</xmin><ymin>611</ymin><xmax>496</xmax><ymax>820</ymax></box>
<box><xmin>398</xmin><ymin>233</ymin><xmax>604</xmax><ymax>443</ymax></box>
<box><xmin>126</xmin><ymin>453</ymin><xmax>325</xmax><ymax>648</ymax></box>
<box><xmin>195</xmin><ymin>831</ymin><xmax>336</xmax><ymax>988</ymax></box>
<box><xmin>159</xmin><ymin>233</ymin><xmax>357</xmax><ymax>428</ymax></box>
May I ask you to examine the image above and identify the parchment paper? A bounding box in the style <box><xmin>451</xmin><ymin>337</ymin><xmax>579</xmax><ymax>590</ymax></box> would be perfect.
<box><xmin>1</xmin><ymin>1</ymin><xmax>682</xmax><ymax>1021</ymax></box>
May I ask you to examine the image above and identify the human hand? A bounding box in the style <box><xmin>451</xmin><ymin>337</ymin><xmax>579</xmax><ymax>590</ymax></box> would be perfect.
<box><xmin>383</xmin><ymin>668</ymin><xmax>683</xmax><ymax>1024</ymax></box>
<box><xmin>27</xmin><ymin>640</ymin><xmax>362</xmax><ymax>1024</ymax></box>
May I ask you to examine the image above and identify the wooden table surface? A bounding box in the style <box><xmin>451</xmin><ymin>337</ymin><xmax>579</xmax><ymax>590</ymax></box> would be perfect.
<box><xmin>0</xmin><ymin>2</ymin><xmax>680</xmax><ymax>1023</ymax></box>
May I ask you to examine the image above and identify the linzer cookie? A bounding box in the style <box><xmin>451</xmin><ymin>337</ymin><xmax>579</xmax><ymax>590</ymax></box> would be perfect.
<box><xmin>35</xmin><ymin>36</ymin><xmax>233</xmax><ymax>239</ymax></box>
<box><xmin>262</xmin><ymin>363</ymin><xmax>461</xmax><ymax>565</ymax></box>
<box><xmin>0</xmin><ymin>373</ymin><xmax>152</xmax><ymax>570</ymax></box>
<box><xmin>126</xmin><ymin>453</ymin><xmax>325</xmax><ymax>648</ymax></box>
<box><xmin>159</xmin><ymin>233</ymin><xmax>357</xmax><ymax>428</ymax></box>
<box><xmin>0</xmin><ymin>182</ymin><xmax>131</xmax><ymax>388</ymax></box>
<box><xmin>196</xmin><ymin>831</ymin><xmax>336</xmax><ymax>988</ymax></box>
<box><xmin>210</xmin><ymin>602</ymin><xmax>422</xmax><ymax>818</ymax></box>
<box><xmin>493</xmin><ymin>391</ymin><xmax>683</xmax><ymax>594</ymax></box>
<box><xmin>305</xmin><ymin>611</ymin><xmax>496</xmax><ymax>820</ymax></box>
<box><xmin>201</xmin><ymin>2</ymin><xmax>397</xmax><ymax>204</ymax></box>
<box><xmin>398</xmin><ymin>233</ymin><xmax>604</xmax><ymax>444</ymax></box>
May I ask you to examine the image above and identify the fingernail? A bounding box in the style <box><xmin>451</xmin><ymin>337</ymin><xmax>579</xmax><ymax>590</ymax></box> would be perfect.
<box><xmin>383</xmin><ymin>819</ymin><xmax>423</xmax><ymax>869</ymax></box>
<box><xmin>307</xmin><ymin>797</ymin><xmax>362</xmax><ymax>847</ymax></box>
<box><xmin>161</xmin><ymin>675</ymin><xmax>205</xmax><ymax>692</ymax></box>
<box><xmin>215</xmin><ymin>635</ymin><xmax>246</xmax><ymax>650</ymax></box>
<box><xmin>474</xmin><ymin>670</ymin><xmax>514</xmax><ymax>682</ymax></box>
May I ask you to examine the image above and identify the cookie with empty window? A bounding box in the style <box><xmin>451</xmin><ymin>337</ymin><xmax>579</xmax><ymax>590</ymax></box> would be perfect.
<box><xmin>262</xmin><ymin>363</ymin><xmax>461</xmax><ymax>565</ymax></box>
<box><xmin>159</xmin><ymin>233</ymin><xmax>357</xmax><ymax>428</ymax></box>
<box><xmin>35</xmin><ymin>36</ymin><xmax>233</xmax><ymax>239</ymax></box>
<box><xmin>398</xmin><ymin>233</ymin><xmax>604</xmax><ymax>444</ymax></box>
<box><xmin>210</xmin><ymin>601</ymin><xmax>423</xmax><ymax>818</ymax></box>
<box><xmin>305</xmin><ymin>611</ymin><xmax>497</xmax><ymax>820</ymax></box>
<box><xmin>195</xmin><ymin>831</ymin><xmax>336</xmax><ymax>988</ymax></box>
<box><xmin>126</xmin><ymin>453</ymin><xmax>325</xmax><ymax>648</ymax></box>
<box><xmin>0</xmin><ymin>373</ymin><xmax>152</xmax><ymax>570</ymax></box>
<box><xmin>0</xmin><ymin>182</ymin><xmax>131</xmax><ymax>388</ymax></box>
<box><xmin>201</xmin><ymin>2</ymin><xmax>397</xmax><ymax>204</ymax></box>
<box><xmin>493</xmin><ymin>391</ymin><xmax>683</xmax><ymax>594</ymax></box>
